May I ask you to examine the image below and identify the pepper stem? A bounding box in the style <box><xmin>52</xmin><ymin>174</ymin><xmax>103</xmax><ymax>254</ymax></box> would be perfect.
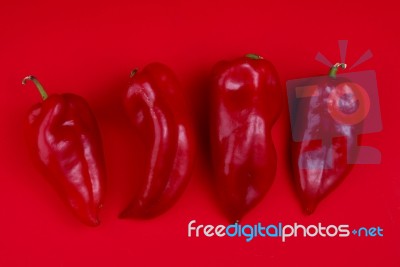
<box><xmin>245</xmin><ymin>53</ymin><xmax>263</xmax><ymax>60</ymax></box>
<box><xmin>130</xmin><ymin>68</ymin><xmax>139</xmax><ymax>78</ymax></box>
<box><xmin>329</xmin><ymin>63</ymin><xmax>347</xmax><ymax>78</ymax></box>
<box><xmin>22</xmin><ymin>75</ymin><xmax>48</xmax><ymax>101</ymax></box>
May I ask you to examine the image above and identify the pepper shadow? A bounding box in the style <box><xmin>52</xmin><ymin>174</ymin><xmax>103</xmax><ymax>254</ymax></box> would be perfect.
<box><xmin>87</xmin><ymin>73</ymin><xmax>147</xmax><ymax>222</ymax></box>
<box><xmin>184</xmin><ymin>65</ymin><xmax>226</xmax><ymax>217</ymax></box>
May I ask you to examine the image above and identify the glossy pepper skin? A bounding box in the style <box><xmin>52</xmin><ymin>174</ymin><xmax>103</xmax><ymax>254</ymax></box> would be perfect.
<box><xmin>23</xmin><ymin>76</ymin><xmax>106</xmax><ymax>226</ymax></box>
<box><xmin>291</xmin><ymin>63</ymin><xmax>363</xmax><ymax>214</ymax></box>
<box><xmin>210</xmin><ymin>54</ymin><xmax>282</xmax><ymax>221</ymax></box>
<box><xmin>121</xmin><ymin>63</ymin><xmax>195</xmax><ymax>218</ymax></box>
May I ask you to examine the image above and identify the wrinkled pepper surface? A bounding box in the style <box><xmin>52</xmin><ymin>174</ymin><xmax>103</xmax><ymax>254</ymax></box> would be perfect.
<box><xmin>291</xmin><ymin>63</ymin><xmax>364</xmax><ymax>214</ymax></box>
<box><xmin>210</xmin><ymin>54</ymin><xmax>282</xmax><ymax>221</ymax></box>
<box><xmin>23</xmin><ymin>76</ymin><xmax>106</xmax><ymax>226</ymax></box>
<box><xmin>121</xmin><ymin>63</ymin><xmax>195</xmax><ymax>218</ymax></box>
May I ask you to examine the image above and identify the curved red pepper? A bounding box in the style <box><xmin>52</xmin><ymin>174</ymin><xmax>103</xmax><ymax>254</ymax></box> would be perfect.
<box><xmin>291</xmin><ymin>63</ymin><xmax>363</xmax><ymax>214</ymax></box>
<box><xmin>23</xmin><ymin>76</ymin><xmax>106</xmax><ymax>226</ymax></box>
<box><xmin>121</xmin><ymin>63</ymin><xmax>195</xmax><ymax>218</ymax></box>
<box><xmin>210</xmin><ymin>54</ymin><xmax>282</xmax><ymax>221</ymax></box>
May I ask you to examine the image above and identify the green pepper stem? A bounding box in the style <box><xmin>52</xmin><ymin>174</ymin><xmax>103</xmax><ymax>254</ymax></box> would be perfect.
<box><xmin>22</xmin><ymin>75</ymin><xmax>48</xmax><ymax>101</ymax></box>
<box><xmin>130</xmin><ymin>68</ymin><xmax>139</xmax><ymax>78</ymax></box>
<box><xmin>245</xmin><ymin>53</ymin><xmax>263</xmax><ymax>60</ymax></box>
<box><xmin>329</xmin><ymin>63</ymin><xmax>347</xmax><ymax>78</ymax></box>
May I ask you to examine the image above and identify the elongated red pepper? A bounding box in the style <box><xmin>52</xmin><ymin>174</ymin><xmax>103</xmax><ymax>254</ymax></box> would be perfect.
<box><xmin>291</xmin><ymin>63</ymin><xmax>364</xmax><ymax>214</ymax></box>
<box><xmin>120</xmin><ymin>63</ymin><xmax>195</xmax><ymax>218</ymax></box>
<box><xmin>23</xmin><ymin>76</ymin><xmax>106</xmax><ymax>226</ymax></box>
<box><xmin>210</xmin><ymin>54</ymin><xmax>282</xmax><ymax>221</ymax></box>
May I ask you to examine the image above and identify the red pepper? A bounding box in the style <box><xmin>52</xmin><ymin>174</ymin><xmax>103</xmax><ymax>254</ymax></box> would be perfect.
<box><xmin>291</xmin><ymin>63</ymin><xmax>364</xmax><ymax>214</ymax></box>
<box><xmin>210</xmin><ymin>54</ymin><xmax>282</xmax><ymax>221</ymax></box>
<box><xmin>23</xmin><ymin>76</ymin><xmax>106</xmax><ymax>226</ymax></box>
<box><xmin>120</xmin><ymin>63</ymin><xmax>195</xmax><ymax>218</ymax></box>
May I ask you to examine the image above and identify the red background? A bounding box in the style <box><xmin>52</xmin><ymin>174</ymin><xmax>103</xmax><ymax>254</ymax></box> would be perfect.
<box><xmin>1</xmin><ymin>0</ymin><xmax>399</xmax><ymax>266</ymax></box>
